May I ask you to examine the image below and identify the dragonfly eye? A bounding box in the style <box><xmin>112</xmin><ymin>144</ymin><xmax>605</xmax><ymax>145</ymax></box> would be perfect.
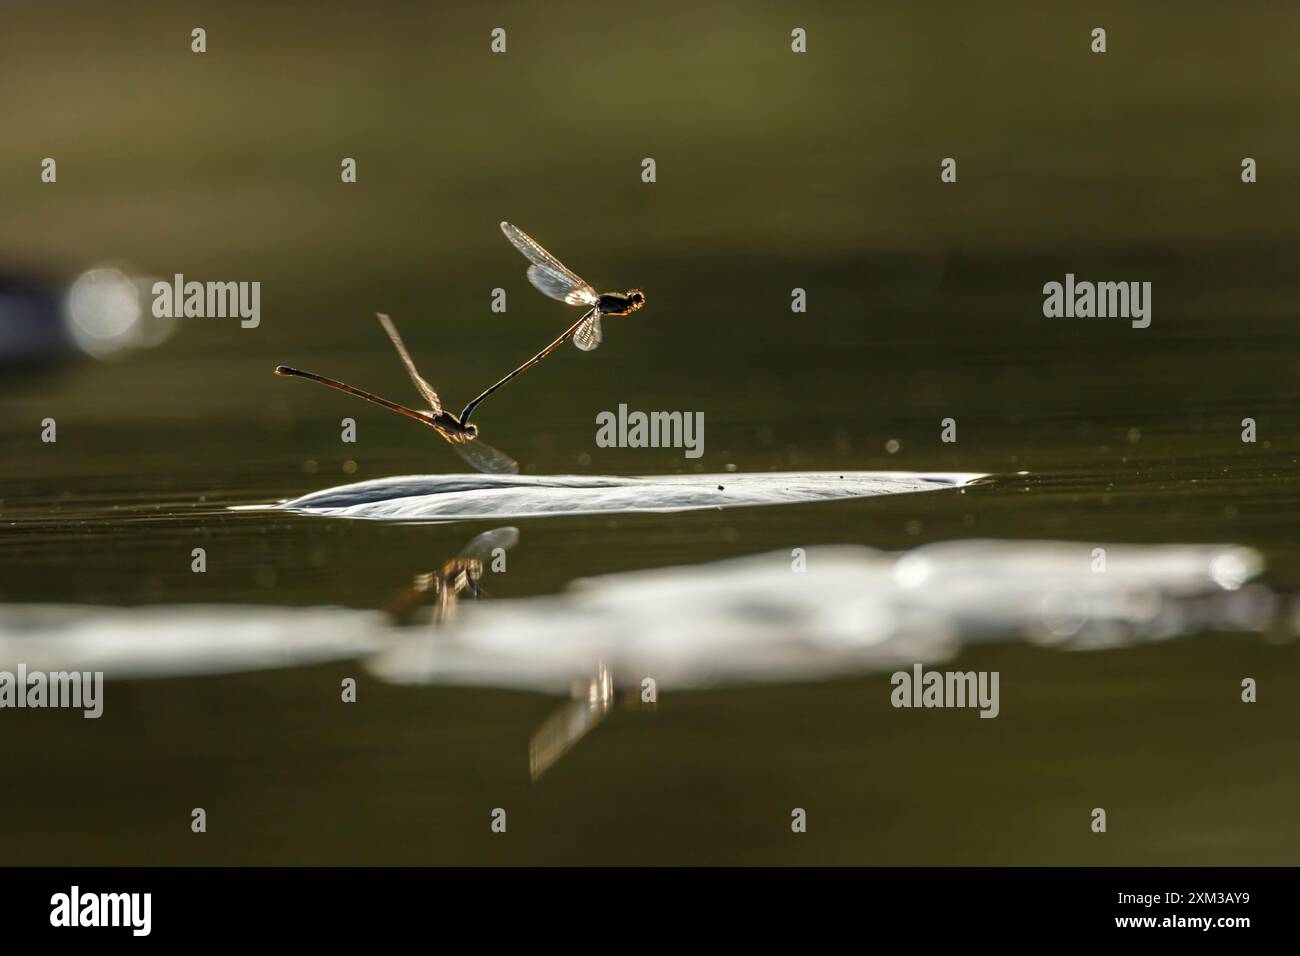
<box><xmin>629</xmin><ymin>290</ymin><xmax>645</xmax><ymax>307</ymax></box>
<box><xmin>464</xmin><ymin>423</ymin><xmax>480</xmax><ymax>438</ymax></box>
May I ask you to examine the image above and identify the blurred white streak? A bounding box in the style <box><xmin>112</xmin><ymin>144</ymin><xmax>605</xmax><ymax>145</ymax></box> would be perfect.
<box><xmin>0</xmin><ymin>540</ymin><xmax>1262</xmax><ymax>689</ymax></box>
<box><xmin>0</xmin><ymin>539</ymin><xmax>1268</xmax><ymax>778</ymax></box>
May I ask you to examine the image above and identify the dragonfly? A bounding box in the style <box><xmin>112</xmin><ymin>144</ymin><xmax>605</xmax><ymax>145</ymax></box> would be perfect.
<box><xmin>274</xmin><ymin>313</ymin><xmax>519</xmax><ymax>475</ymax></box>
<box><xmin>457</xmin><ymin>221</ymin><xmax>646</xmax><ymax>425</ymax></box>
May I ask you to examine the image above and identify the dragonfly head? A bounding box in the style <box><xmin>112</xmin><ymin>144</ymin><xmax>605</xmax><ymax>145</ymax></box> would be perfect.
<box><xmin>626</xmin><ymin>290</ymin><xmax>646</xmax><ymax>312</ymax></box>
<box><xmin>461</xmin><ymin>422</ymin><xmax>480</xmax><ymax>439</ymax></box>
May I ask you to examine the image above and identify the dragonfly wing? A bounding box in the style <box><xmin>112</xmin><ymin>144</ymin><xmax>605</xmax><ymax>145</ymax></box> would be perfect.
<box><xmin>526</xmin><ymin>263</ymin><xmax>598</xmax><ymax>306</ymax></box>
<box><xmin>376</xmin><ymin>313</ymin><xmax>442</xmax><ymax>413</ymax></box>
<box><xmin>573</xmin><ymin>312</ymin><xmax>602</xmax><ymax>351</ymax></box>
<box><xmin>564</xmin><ymin>288</ymin><xmax>599</xmax><ymax>307</ymax></box>
<box><xmin>502</xmin><ymin>222</ymin><xmax>598</xmax><ymax>305</ymax></box>
<box><xmin>450</xmin><ymin>436</ymin><xmax>520</xmax><ymax>475</ymax></box>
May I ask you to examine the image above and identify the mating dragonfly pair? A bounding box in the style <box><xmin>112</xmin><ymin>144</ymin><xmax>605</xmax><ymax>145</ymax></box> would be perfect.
<box><xmin>274</xmin><ymin>223</ymin><xmax>646</xmax><ymax>474</ymax></box>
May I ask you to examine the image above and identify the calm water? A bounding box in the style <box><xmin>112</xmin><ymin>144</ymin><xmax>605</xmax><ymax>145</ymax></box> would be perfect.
<box><xmin>1</xmin><ymin>1</ymin><xmax>1298</xmax><ymax>864</ymax></box>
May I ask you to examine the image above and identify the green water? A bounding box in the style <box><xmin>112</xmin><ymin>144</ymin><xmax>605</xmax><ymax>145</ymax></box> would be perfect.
<box><xmin>1</xmin><ymin>1</ymin><xmax>1298</xmax><ymax>864</ymax></box>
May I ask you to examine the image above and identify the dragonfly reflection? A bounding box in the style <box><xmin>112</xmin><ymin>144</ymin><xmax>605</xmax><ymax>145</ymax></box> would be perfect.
<box><xmin>458</xmin><ymin>222</ymin><xmax>646</xmax><ymax>424</ymax></box>
<box><xmin>391</xmin><ymin>526</ymin><xmax>519</xmax><ymax>626</ymax></box>
<box><xmin>275</xmin><ymin>314</ymin><xmax>518</xmax><ymax>475</ymax></box>
<box><xmin>529</xmin><ymin>662</ymin><xmax>616</xmax><ymax>781</ymax></box>
<box><xmin>379</xmin><ymin>526</ymin><xmax>648</xmax><ymax>781</ymax></box>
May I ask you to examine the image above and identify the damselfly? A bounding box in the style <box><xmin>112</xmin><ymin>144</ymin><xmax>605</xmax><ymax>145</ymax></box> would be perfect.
<box><xmin>458</xmin><ymin>222</ymin><xmax>646</xmax><ymax>424</ymax></box>
<box><xmin>275</xmin><ymin>314</ymin><xmax>518</xmax><ymax>475</ymax></box>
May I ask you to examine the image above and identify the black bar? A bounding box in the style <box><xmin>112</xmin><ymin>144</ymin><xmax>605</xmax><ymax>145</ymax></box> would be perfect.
<box><xmin>0</xmin><ymin>867</ymin><xmax>1280</xmax><ymax>941</ymax></box>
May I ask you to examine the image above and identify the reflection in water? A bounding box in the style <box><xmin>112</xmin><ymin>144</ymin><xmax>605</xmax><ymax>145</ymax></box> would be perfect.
<box><xmin>0</xmin><ymin>537</ymin><xmax>1283</xmax><ymax>779</ymax></box>
<box><xmin>246</xmin><ymin>470</ymin><xmax>986</xmax><ymax>522</ymax></box>
<box><xmin>390</xmin><ymin>527</ymin><xmax>519</xmax><ymax>626</ymax></box>
<box><xmin>528</xmin><ymin>663</ymin><xmax>616</xmax><ymax>781</ymax></box>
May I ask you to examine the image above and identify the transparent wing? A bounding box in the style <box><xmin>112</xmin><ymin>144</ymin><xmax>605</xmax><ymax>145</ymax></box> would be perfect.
<box><xmin>377</xmin><ymin>313</ymin><xmax>441</xmax><ymax>414</ymax></box>
<box><xmin>526</xmin><ymin>264</ymin><xmax>597</xmax><ymax>306</ymax></box>
<box><xmin>450</xmin><ymin>436</ymin><xmax>520</xmax><ymax>475</ymax></box>
<box><xmin>457</xmin><ymin>526</ymin><xmax>520</xmax><ymax>560</ymax></box>
<box><xmin>501</xmin><ymin>221</ymin><xmax>597</xmax><ymax>306</ymax></box>
<box><xmin>573</xmin><ymin>312</ymin><xmax>602</xmax><ymax>351</ymax></box>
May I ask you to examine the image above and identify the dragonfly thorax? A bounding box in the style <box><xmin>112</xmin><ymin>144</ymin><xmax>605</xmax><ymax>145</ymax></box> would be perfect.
<box><xmin>597</xmin><ymin>290</ymin><xmax>646</xmax><ymax>316</ymax></box>
<box><xmin>434</xmin><ymin>417</ymin><xmax>478</xmax><ymax>442</ymax></box>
